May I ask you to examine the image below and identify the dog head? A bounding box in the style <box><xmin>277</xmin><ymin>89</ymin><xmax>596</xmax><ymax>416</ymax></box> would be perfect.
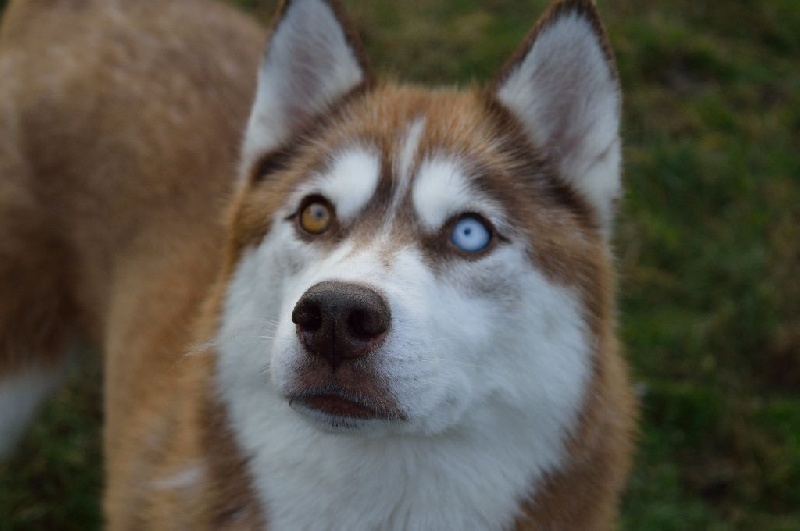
<box><xmin>216</xmin><ymin>0</ymin><xmax>620</xmax><ymax>443</ymax></box>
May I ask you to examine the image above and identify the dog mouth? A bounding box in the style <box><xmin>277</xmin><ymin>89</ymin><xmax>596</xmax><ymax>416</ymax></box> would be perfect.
<box><xmin>287</xmin><ymin>387</ymin><xmax>405</xmax><ymax>422</ymax></box>
<box><xmin>295</xmin><ymin>393</ymin><xmax>382</xmax><ymax>419</ymax></box>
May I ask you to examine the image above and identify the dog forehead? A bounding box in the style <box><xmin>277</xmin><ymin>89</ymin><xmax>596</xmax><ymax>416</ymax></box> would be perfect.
<box><xmin>313</xmin><ymin>150</ymin><xmax>498</xmax><ymax>249</ymax></box>
<box><xmin>310</xmin><ymin>87</ymin><xmax>505</xmax><ymax>229</ymax></box>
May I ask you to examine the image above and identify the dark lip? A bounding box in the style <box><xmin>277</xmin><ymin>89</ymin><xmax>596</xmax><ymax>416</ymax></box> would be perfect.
<box><xmin>298</xmin><ymin>394</ymin><xmax>382</xmax><ymax>419</ymax></box>
<box><xmin>287</xmin><ymin>389</ymin><xmax>405</xmax><ymax>421</ymax></box>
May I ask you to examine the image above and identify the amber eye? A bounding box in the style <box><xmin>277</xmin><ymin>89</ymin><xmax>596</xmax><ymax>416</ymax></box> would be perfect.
<box><xmin>298</xmin><ymin>197</ymin><xmax>334</xmax><ymax>235</ymax></box>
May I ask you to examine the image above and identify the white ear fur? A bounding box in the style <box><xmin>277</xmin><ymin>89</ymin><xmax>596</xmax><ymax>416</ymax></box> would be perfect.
<box><xmin>494</xmin><ymin>1</ymin><xmax>621</xmax><ymax>234</ymax></box>
<box><xmin>241</xmin><ymin>0</ymin><xmax>366</xmax><ymax>173</ymax></box>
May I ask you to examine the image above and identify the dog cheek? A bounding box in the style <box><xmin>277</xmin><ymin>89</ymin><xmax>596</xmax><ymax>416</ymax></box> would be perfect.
<box><xmin>271</xmin><ymin>225</ymin><xmax>315</xmax><ymax>278</ymax></box>
<box><xmin>393</xmin><ymin>290</ymin><xmax>490</xmax><ymax>432</ymax></box>
<box><xmin>278</xmin><ymin>241</ymin><xmax>309</xmax><ymax>277</ymax></box>
<box><xmin>458</xmin><ymin>256</ymin><xmax>522</xmax><ymax>306</ymax></box>
<box><xmin>372</xmin><ymin>273</ymin><xmax>459</xmax><ymax>428</ymax></box>
<box><xmin>262</xmin><ymin>255</ymin><xmax>318</xmax><ymax>387</ymax></box>
<box><xmin>221</xmin><ymin>231</ymin><xmax>305</xmax><ymax>380</ymax></box>
<box><xmin>266</xmin><ymin>308</ymin><xmax>302</xmax><ymax>394</ymax></box>
<box><xmin>429</xmin><ymin>269</ymin><xmax>523</xmax><ymax>411</ymax></box>
<box><xmin>217</xmin><ymin>250</ymin><xmax>279</xmax><ymax>407</ymax></box>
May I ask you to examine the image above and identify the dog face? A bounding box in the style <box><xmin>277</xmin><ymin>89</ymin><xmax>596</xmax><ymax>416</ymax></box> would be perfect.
<box><xmin>216</xmin><ymin>0</ymin><xmax>619</xmax><ymax>446</ymax></box>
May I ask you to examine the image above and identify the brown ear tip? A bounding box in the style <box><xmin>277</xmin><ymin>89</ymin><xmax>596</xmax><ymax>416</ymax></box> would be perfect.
<box><xmin>549</xmin><ymin>0</ymin><xmax>604</xmax><ymax>20</ymax></box>
<box><xmin>553</xmin><ymin>0</ymin><xmax>600</xmax><ymax>9</ymax></box>
<box><xmin>545</xmin><ymin>0</ymin><xmax>616</xmax><ymax>63</ymax></box>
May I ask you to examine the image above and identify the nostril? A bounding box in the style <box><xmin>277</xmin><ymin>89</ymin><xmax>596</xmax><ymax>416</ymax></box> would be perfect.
<box><xmin>347</xmin><ymin>308</ymin><xmax>389</xmax><ymax>340</ymax></box>
<box><xmin>292</xmin><ymin>302</ymin><xmax>322</xmax><ymax>332</ymax></box>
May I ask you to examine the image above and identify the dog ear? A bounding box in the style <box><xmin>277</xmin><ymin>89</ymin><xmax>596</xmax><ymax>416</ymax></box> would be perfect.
<box><xmin>241</xmin><ymin>0</ymin><xmax>370</xmax><ymax>175</ymax></box>
<box><xmin>492</xmin><ymin>0</ymin><xmax>621</xmax><ymax>234</ymax></box>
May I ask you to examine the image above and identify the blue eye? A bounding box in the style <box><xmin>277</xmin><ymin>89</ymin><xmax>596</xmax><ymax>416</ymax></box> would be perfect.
<box><xmin>450</xmin><ymin>215</ymin><xmax>492</xmax><ymax>253</ymax></box>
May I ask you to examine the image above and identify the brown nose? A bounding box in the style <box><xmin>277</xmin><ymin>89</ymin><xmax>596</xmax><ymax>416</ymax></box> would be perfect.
<box><xmin>291</xmin><ymin>281</ymin><xmax>390</xmax><ymax>369</ymax></box>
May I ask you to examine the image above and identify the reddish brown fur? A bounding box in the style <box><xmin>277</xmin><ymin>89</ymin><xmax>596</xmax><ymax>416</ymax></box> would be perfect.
<box><xmin>1</xmin><ymin>0</ymin><xmax>266</xmax><ymax>527</ymax></box>
<box><xmin>1</xmin><ymin>0</ymin><xmax>634</xmax><ymax>528</ymax></box>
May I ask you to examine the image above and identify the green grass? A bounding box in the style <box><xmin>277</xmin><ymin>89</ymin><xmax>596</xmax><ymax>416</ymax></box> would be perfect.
<box><xmin>2</xmin><ymin>0</ymin><xmax>798</xmax><ymax>529</ymax></box>
<box><xmin>0</xmin><ymin>362</ymin><xmax>103</xmax><ymax>531</ymax></box>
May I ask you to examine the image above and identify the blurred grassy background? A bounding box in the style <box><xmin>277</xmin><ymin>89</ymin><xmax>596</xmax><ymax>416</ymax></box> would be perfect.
<box><xmin>1</xmin><ymin>0</ymin><xmax>798</xmax><ymax>529</ymax></box>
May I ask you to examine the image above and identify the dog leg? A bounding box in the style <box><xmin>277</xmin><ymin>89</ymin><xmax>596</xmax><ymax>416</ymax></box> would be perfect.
<box><xmin>0</xmin><ymin>244</ymin><xmax>76</xmax><ymax>459</ymax></box>
<box><xmin>0</xmin><ymin>169</ymin><xmax>76</xmax><ymax>459</ymax></box>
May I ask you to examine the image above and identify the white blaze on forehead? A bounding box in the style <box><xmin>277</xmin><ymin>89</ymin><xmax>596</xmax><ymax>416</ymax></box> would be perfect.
<box><xmin>316</xmin><ymin>149</ymin><xmax>380</xmax><ymax>221</ymax></box>
<box><xmin>385</xmin><ymin>117</ymin><xmax>427</xmax><ymax>222</ymax></box>
<box><xmin>397</xmin><ymin>118</ymin><xmax>427</xmax><ymax>184</ymax></box>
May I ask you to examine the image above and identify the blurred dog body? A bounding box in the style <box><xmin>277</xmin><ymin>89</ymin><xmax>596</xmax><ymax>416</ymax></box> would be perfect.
<box><xmin>0</xmin><ymin>0</ymin><xmax>264</xmax><ymax>526</ymax></box>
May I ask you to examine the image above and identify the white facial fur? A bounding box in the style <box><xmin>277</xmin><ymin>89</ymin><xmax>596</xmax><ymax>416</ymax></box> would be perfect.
<box><xmin>216</xmin><ymin>144</ymin><xmax>592</xmax><ymax>529</ymax></box>
<box><xmin>307</xmin><ymin>148</ymin><xmax>380</xmax><ymax>222</ymax></box>
<box><xmin>413</xmin><ymin>158</ymin><xmax>511</xmax><ymax>235</ymax></box>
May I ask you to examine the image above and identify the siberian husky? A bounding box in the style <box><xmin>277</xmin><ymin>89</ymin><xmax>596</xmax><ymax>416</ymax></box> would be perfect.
<box><xmin>0</xmin><ymin>0</ymin><xmax>635</xmax><ymax>529</ymax></box>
